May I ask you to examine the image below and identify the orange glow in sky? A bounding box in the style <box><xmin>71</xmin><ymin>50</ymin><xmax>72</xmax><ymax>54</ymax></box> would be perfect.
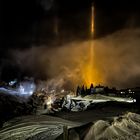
<box><xmin>81</xmin><ymin>4</ymin><xmax>103</xmax><ymax>87</ymax></box>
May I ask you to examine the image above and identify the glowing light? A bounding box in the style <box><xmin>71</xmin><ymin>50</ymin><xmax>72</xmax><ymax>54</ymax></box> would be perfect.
<box><xmin>18</xmin><ymin>81</ymin><xmax>36</xmax><ymax>96</ymax></box>
<box><xmin>81</xmin><ymin>4</ymin><xmax>104</xmax><ymax>87</ymax></box>
<box><xmin>0</xmin><ymin>81</ymin><xmax>36</xmax><ymax>97</ymax></box>
<box><xmin>91</xmin><ymin>4</ymin><xmax>94</xmax><ymax>36</ymax></box>
<box><xmin>9</xmin><ymin>80</ymin><xmax>17</xmax><ymax>86</ymax></box>
<box><xmin>47</xmin><ymin>96</ymin><xmax>53</xmax><ymax>109</ymax></box>
<box><xmin>81</xmin><ymin>4</ymin><xmax>103</xmax><ymax>87</ymax></box>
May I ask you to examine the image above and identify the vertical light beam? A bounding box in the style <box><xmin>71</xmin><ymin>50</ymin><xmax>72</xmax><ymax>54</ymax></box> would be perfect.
<box><xmin>91</xmin><ymin>4</ymin><xmax>94</xmax><ymax>37</ymax></box>
<box><xmin>82</xmin><ymin>3</ymin><xmax>96</xmax><ymax>87</ymax></box>
<box><xmin>89</xmin><ymin>3</ymin><xmax>94</xmax><ymax>85</ymax></box>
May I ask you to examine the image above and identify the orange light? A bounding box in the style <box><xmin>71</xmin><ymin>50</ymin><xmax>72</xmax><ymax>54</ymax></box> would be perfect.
<box><xmin>81</xmin><ymin>4</ymin><xmax>103</xmax><ymax>87</ymax></box>
<box><xmin>91</xmin><ymin>4</ymin><xmax>94</xmax><ymax>37</ymax></box>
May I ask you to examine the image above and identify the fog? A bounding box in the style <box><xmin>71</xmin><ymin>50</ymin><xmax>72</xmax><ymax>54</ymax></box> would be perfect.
<box><xmin>5</xmin><ymin>28</ymin><xmax>140</xmax><ymax>89</ymax></box>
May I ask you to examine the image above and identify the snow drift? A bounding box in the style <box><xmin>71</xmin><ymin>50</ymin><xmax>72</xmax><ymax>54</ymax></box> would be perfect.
<box><xmin>84</xmin><ymin>112</ymin><xmax>140</xmax><ymax>140</ymax></box>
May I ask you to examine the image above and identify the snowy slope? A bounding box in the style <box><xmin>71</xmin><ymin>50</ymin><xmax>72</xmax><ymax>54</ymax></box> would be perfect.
<box><xmin>84</xmin><ymin>112</ymin><xmax>140</xmax><ymax>140</ymax></box>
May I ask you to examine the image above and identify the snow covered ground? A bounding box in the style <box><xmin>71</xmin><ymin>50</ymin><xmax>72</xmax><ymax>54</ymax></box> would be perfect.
<box><xmin>1</xmin><ymin>112</ymin><xmax>140</xmax><ymax>140</ymax></box>
<box><xmin>61</xmin><ymin>94</ymin><xmax>136</xmax><ymax>112</ymax></box>
<box><xmin>84</xmin><ymin>112</ymin><xmax>140</xmax><ymax>140</ymax></box>
<box><xmin>0</xmin><ymin>115</ymin><xmax>82</xmax><ymax>140</ymax></box>
<box><xmin>72</xmin><ymin>94</ymin><xmax>135</xmax><ymax>103</ymax></box>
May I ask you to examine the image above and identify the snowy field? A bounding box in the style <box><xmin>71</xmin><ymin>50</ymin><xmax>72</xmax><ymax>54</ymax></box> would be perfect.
<box><xmin>72</xmin><ymin>94</ymin><xmax>135</xmax><ymax>103</ymax></box>
<box><xmin>0</xmin><ymin>112</ymin><xmax>140</xmax><ymax>140</ymax></box>
<box><xmin>0</xmin><ymin>115</ymin><xmax>82</xmax><ymax>140</ymax></box>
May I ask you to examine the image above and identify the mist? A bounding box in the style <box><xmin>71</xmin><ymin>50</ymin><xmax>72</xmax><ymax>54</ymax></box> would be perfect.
<box><xmin>5</xmin><ymin>28</ymin><xmax>140</xmax><ymax>89</ymax></box>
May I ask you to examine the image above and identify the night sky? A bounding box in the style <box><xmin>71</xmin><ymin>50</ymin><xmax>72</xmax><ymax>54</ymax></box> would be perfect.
<box><xmin>1</xmin><ymin>0</ymin><xmax>140</xmax><ymax>86</ymax></box>
<box><xmin>1</xmin><ymin>0</ymin><xmax>140</xmax><ymax>49</ymax></box>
